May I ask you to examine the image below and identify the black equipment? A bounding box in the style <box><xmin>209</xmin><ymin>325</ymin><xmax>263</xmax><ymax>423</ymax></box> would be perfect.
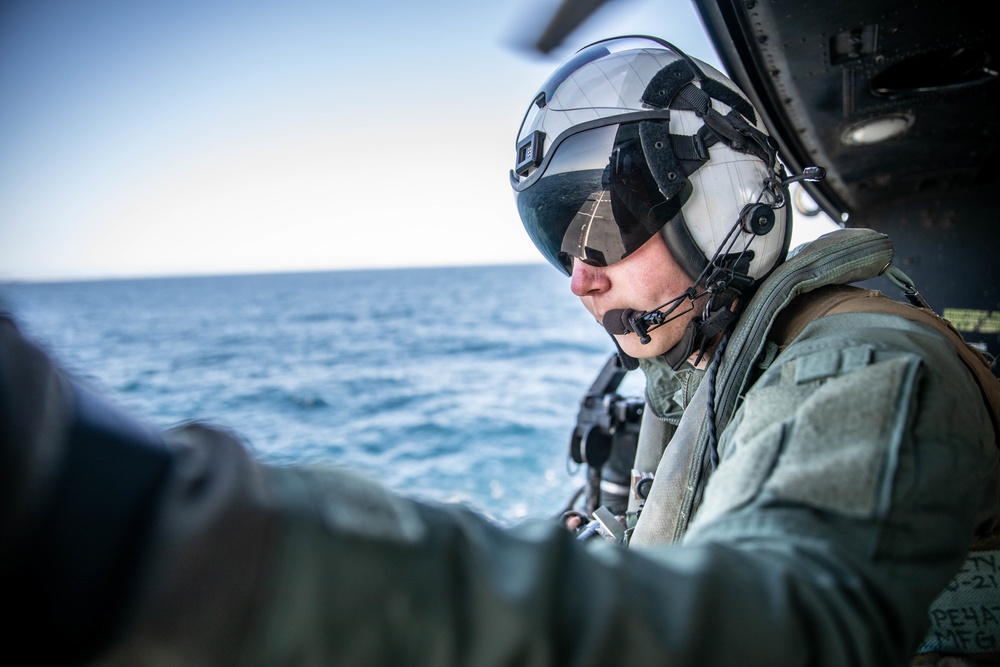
<box><xmin>565</xmin><ymin>353</ymin><xmax>644</xmax><ymax>518</ymax></box>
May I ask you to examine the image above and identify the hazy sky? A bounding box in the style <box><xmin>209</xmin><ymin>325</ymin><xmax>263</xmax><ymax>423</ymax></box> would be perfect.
<box><xmin>0</xmin><ymin>1</ymin><xmax>731</xmax><ymax>282</ymax></box>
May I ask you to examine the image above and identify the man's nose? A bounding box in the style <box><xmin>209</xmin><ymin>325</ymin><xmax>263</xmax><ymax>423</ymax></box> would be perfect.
<box><xmin>570</xmin><ymin>258</ymin><xmax>610</xmax><ymax>297</ymax></box>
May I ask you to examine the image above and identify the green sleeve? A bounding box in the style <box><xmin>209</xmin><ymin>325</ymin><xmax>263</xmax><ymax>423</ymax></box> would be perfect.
<box><xmin>93</xmin><ymin>313</ymin><xmax>997</xmax><ymax>666</ymax></box>
<box><xmin>5</xmin><ymin>307</ymin><xmax>992</xmax><ymax>666</ymax></box>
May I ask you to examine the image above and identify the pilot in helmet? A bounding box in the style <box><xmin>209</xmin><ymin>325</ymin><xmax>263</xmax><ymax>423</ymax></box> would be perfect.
<box><xmin>512</xmin><ymin>35</ymin><xmax>1000</xmax><ymax>663</ymax></box>
<box><xmin>511</xmin><ymin>35</ymin><xmax>790</xmax><ymax>370</ymax></box>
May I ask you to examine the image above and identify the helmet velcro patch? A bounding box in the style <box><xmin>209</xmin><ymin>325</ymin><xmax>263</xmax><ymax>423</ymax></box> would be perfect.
<box><xmin>640</xmin><ymin>60</ymin><xmax>696</xmax><ymax>108</ymax></box>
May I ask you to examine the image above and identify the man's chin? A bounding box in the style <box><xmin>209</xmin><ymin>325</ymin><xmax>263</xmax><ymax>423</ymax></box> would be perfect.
<box><xmin>615</xmin><ymin>334</ymin><xmax>672</xmax><ymax>360</ymax></box>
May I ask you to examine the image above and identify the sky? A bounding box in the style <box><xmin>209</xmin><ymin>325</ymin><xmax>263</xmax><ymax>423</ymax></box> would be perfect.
<box><xmin>0</xmin><ymin>0</ymin><xmax>830</xmax><ymax>282</ymax></box>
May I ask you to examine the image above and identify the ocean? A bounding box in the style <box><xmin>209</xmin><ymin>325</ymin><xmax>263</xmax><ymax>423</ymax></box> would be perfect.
<box><xmin>1</xmin><ymin>265</ymin><xmax>645</xmax><ymax>524</ymax></box>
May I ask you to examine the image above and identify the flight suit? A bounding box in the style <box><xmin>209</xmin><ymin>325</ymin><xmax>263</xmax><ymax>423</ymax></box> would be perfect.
<box><xmin>2</xmin><ymin>229</ymin><xmax>996</xmax><ymax>666</ymax></box>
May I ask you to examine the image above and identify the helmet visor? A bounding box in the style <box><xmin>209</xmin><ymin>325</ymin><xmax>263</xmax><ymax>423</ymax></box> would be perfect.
<box><xmin>515</xmin><ymin>122</ymin><xmax>690</xmax><ymax>276</ymax></box>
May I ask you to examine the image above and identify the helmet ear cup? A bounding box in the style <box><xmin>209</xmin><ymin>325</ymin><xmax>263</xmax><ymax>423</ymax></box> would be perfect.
<box><xmin>741</xmin><ymin>203</ymin><xmax>775</xmax><ymax>236</ymax></box>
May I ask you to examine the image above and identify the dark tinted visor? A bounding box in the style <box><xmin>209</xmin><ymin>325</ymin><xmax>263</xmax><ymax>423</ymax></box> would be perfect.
<box><xmin>515</xmin><ymin>122</ymin><xmax>690</xmax><ymax>276</ymax></box>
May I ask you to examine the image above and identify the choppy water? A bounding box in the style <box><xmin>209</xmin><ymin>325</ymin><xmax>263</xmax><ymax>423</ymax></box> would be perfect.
<box><xmin>2</xmin><ymin>265</ymin><xmax>645</xmax><ymax>523</ymax></box>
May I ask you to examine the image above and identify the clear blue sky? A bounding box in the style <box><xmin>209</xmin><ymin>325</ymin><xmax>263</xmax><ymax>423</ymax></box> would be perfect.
<box><xmin>1</xmin><ymin>0</ymin><xmax>726</xmax><ymax>281</ymax></box>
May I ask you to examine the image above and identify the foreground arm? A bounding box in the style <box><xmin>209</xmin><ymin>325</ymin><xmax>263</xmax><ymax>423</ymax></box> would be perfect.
<box><xmin>2</xmin><ymin>312</ymin><xmax>995</xmax><ymax>666</ymax></box>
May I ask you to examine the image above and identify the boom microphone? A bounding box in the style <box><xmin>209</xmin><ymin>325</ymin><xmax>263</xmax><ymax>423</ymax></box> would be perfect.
<box><xmin>602</xmin><ymin>289</ymin><xmax>703</xmax><ymax>345</ymax></box>
<box><xmin>602</xmin><ymin>308</ymin><xmax>637</xmax><ymax>336</ymax></box>
<box><xmin>603</xmin><ymin>308</ymin><xmax>654</xmax><ymax>344</ymax></box>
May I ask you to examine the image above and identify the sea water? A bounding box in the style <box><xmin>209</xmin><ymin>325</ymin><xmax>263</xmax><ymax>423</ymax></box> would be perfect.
<box><xmin>1</xmin><ymin>265</ymin><xmax>645</xmax><ymax>524</ymax></box>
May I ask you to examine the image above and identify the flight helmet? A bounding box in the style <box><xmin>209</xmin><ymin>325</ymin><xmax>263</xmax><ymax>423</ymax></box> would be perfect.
<box><xmin>510</xmin><ymin>36</ymin><xmax>791</xmax><ymax>289</ymax></box>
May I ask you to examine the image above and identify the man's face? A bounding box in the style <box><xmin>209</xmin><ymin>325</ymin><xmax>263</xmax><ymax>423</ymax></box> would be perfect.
<box><xmin>570</xmin><ymin>232</ymin><xmax>698</xmax><ymax>360</ymax></box>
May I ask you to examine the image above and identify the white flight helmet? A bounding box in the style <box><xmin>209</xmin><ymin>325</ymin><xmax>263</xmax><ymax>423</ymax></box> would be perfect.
<box><xmin>511</xmin><ymin>36</ymin><xmax>791</xmax><ymax>287</ymax></box>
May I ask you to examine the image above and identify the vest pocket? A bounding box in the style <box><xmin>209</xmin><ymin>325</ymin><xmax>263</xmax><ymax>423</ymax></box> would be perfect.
<box><xmin>762</xmin><ymin>354</ymin><xmax>919</xmax><ymax>519</ymax></box>
<box><xmin>691</xmin><ymin>352</ymin><xmax>920</xmax><ymax>528</ymax></box>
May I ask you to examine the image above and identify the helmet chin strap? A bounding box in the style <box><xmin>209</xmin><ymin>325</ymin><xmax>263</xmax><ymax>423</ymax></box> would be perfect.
<box><xmin>661</xmin><ymin>286</ymin><xmax>741</xmax><ymax>370</ymax></box>
<box><xmin>633</xmin><ymin>240</ymin><xmax>753</xmax><ymax>370</ymax></box>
